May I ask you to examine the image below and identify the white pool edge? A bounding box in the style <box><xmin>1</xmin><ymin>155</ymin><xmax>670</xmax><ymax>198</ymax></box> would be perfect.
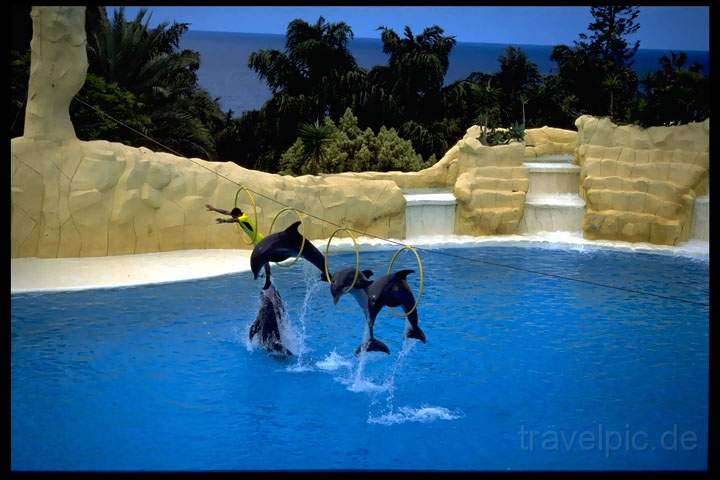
<box><xmin>11</xmin><ymin>234</ymin><xmax>708</xmax><ymax>294</ymax></box>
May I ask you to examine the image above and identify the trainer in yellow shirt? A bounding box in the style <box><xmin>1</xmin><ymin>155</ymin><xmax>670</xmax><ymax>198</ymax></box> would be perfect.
<box><xmin>206</xmin><ymin>203</ymin><xmax>273</xmax><ymax>288</ymax></box>
<box><xmin>206</xmin><ymin>203</ymin><xmax>264</xmax><ymax>246</ymax></box>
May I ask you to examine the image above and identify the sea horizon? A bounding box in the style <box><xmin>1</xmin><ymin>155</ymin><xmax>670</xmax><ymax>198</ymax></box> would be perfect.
<box><xmin>180</xmin><ymin>30</ymin><xmax>711</xmax><ymax>116</ymax></box>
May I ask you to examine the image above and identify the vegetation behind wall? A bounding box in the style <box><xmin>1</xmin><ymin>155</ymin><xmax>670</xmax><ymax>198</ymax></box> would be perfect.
<box><xmin>10</xmin><ymin>5</ymin><xmax>709</xmax><ymax>174</ymax></box>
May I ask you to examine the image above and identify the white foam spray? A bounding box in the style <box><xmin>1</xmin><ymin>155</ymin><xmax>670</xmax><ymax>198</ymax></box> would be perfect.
<box><xmin>381</xmin><ymin>339</ymin><xmax>416</xmax><ymax>408</ymax></box>
<box><xmin>285</xmin><ymin>260</ymin><xmax>323</xmax><ymax>371</ymax></box>
<box><xmin>315</xmin><ymin>349</ymin><xmax>353</xmax><ymax>371</ymax></box>
<box><xmin>368</xmin><ymin>405</ymin><xmax>462</xmax><ymax>425</ymax></box>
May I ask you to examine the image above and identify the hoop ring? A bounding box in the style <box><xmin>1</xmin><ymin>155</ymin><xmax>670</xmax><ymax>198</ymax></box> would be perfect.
<box><xmin>233</xmin><ymin>186</ymin><xmax>259</xmax><ymax>245</ymax></box>
<box><xmin>324</xmin><ymin>228</ymin><xmax>361</xmax><ymax>293</ymax></box>
<box><xmin>385</xmin><ymin>245</ymin><xmax>424</xmax><ymax>317</ymax></box>
<box><xmin>268</xmin><ymin>207</ymin><xmax>306</xmax><ymax>268</ymax></box>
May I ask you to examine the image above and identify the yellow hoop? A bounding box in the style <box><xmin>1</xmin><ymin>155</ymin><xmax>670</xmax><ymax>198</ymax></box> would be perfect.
<box><xmin>232</xmin><ymin>186</ymin><xmax>259</xmax><ymax>245</ymax></box>
<box><xmin>268</xmin><ymin>207</ymin><xmax>306</xmax><ymax>268</ymax></box>
<box><xmin>385</xmin><ymin>245</ymin><xmax>424</xmax><ymax>317</ymax></box>
<box><xmin>324</xmin><ymin>228</ymin><xmax>361</xmax><ymax>293</ymax></box>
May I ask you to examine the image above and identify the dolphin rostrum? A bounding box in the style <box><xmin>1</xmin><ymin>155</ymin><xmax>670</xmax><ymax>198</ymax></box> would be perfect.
<box><xmin>250</xmin><ymin>221</ymin><xmax>328</xmax><ymax>289</ymax></box>
<box><xmin>367</xmin><ymin>269</ymin><xmax>427</xmax><ymax>353</ymax></box>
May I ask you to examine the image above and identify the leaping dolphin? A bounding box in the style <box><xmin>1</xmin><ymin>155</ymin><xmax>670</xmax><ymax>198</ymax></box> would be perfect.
<box><xmin>250</xmin><ymin>221</ymin><xmax>328</xmax><ymax>289</ymax></box>
<box><xmin>367</xmin><ymin>269</ymin><xmax>427</xmax><ymax>352</ymax></box>
<box><xmin>249</xmin><ymin>283</ymin><xmax>293</xmax><ymax>356</ymax></box>
<box><xmin>321</xmin><ymin>267</ymin><xmax>390</xmax><ymax>355</ymax></box>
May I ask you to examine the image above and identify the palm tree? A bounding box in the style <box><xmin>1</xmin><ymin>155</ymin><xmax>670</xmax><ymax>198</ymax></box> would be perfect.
<box><xmin>519</xmin><ymin>93</ymin><xmax>529</xmax><ymax>127</ymax></box>
<box><xmin>376</xmin><ymin>26</ymin><xmax>456</xmax><ymax>119</ymax></box>
<box><xmin>298</xmin><ymin>120</ymin><xmax>334</xmax><ymax>174</ymax></box>
<box><xmin>249</xmin><ymin>16</ymin><xmax>358</xmax><ymax>120</ymax></box>
<box><xmin>496</xmin><ymin>46</ymin><xmax>541</xmax><ymax>125</ymax></box>
<box><xmin>602</xmin><ymin>73</ymin><xmax>621</xmax><ymax>117</ymax></box>
<box><xmin>370</xmin><ymin>25</ymin><xmax>456</xmax><ymax>159</ymax></box>
<box><xmin>87</xmin><ymin>8</ymin><xmax>198</xmax><ymax>97</ymax></box>
<box><xmin>85</xmin><ymin>7</ymin><xmax>224</xmax><ymax>159</ymax></box>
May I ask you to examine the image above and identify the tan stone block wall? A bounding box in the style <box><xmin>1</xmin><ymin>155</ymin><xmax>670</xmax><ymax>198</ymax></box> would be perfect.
<box><xmin>11</xmin><ymin>137</ymin><xmax>407</xmax><ymax>258</ymax></box>
<box><xmin>575</xmin><ymin>115</ymin><xmax>709</xmax><ymax>245</ymax></box>
<box><xmin>524</xmin><ymin>126</ymin><xmax>578</xmax><ymax>159</ymax></box>
<box><xmin>452</xmin><ymin>143</ymin><xmax>529</xmax><ymax>235</ymax></box>
<box><xmin>18</xmin><ymin>8</ymin><xmax>709</xmax><ymax>254</ymax></box>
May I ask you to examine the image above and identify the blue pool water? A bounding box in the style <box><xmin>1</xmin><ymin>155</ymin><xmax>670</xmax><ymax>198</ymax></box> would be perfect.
<box><xmin>11</xmin><ymin>246</ymin><xmax>709</xmax><ymax>471</ymax></box>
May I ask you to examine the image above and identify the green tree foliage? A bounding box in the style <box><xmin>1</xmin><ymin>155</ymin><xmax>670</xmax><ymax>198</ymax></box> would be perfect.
<box><xmin>636</xmin><ymin>52</ymin><xmax>710</xmax><ymax>127</ymax></box>
<box><xmin>86</xmin><ymin>7</ymin><xmax>225</xmax><ymax>159</ymax></box>
<box><xmin>280</xmin><ymin>108</ymin><xmax>427</xmax><ymax>175</ymax></box>
<box><xmin>495</xmin><ymin>46</ymin><xmax>541</xmax><ymax>126</ymax></box>
<box><xmin>70</xmin><ymin>74</ymin><xmax>151</xmax><ymax>143</ymax></box>
<box><xmin>371</xmin><ymin>26</ymin><xmax>457</xmax><ymax>159</ymax></box>
<box><xmin>550</xmin><ymin>6</ymin><xmax>640</xmax><ymax>124</ymax></box>
<box><xmin>236</xmin><ymin>16</ymin><xmax>361</xmax><ymax>170</ymax></box>
<box><xmin>11</xmin><ymin>6</ymin><xmax>709</xmax><ymax>176</ymax></box>
<box><xmin>10</xmin><ymin>6</ymin><xmax>225</xmax><ymax>160</ymax></box>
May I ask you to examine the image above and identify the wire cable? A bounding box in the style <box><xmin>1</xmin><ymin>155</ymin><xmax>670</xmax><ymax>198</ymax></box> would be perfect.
<box><xmin>71</xmin><ymin>95</ymin><xmax>710</xmax><ymax>307</ymax></box>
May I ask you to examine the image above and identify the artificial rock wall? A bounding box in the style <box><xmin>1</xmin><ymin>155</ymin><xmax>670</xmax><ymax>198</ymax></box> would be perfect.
<box><xmin>12</xmin><ymin>7</ymin><xmax>708</xmax><ymax>259</ymax></box>
<box><xmin>330</xmin><ymin>125</ymin><xmax>531</xmax><ymax>235</ymax></box>
<box><xmin>10</xmin><ymin>6</ymin><xmax>405</xmax><ymax>258</ymax></box>
<box><xmin>575</xmin><ymin>115</ymin><xmax>709</xmax><ymax>245</ymax></box>
<box><xmin>524</xmin><ymin>126</ymin><xmax>578</xmax><ymax>159</ymax></box>
<box><xmin>6</xmin><ymin>0</ymin><xmax>571</xmax><ymax>261</ymax></box>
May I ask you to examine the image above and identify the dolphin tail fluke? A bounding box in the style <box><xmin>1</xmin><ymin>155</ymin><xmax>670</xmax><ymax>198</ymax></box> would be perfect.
<box><xmin>393</xmin><ymin>269</ymin><xmax>415</xmax><ymax>281</ymax></box>
<box><xmin>355</xmin><ymin>337</ymin><xmax>391</xmax><ymax>355</ymax></box>
<box><xmin>406</xmin><ymin>325</ymin><xmax>426</xmax><ymax>343</ymax></box>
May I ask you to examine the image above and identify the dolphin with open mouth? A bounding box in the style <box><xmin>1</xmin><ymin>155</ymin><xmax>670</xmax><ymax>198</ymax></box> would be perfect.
<box><xmin>250</xmin><ymin>221</ymin><xmax>329</xmax><ymax>289</ymax></box>
<box><xmin>366</xmin><ymin>269</ymin><xmax>427</xmax><ymax>354</ymax></box>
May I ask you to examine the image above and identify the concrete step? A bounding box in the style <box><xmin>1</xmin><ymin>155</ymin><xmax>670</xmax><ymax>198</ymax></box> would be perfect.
<box><xmin>524</xmin><ymin>153</ymin><xmax>575</xmax><ymax>164</ymax></box>
<box><xmin>524</xmin><ymin>162</ymin><xmax>581</xmax><ymax>196</ymax></box>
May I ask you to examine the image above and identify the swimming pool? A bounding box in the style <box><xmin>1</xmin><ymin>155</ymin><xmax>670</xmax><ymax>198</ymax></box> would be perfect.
<box><xmin>11</xmin><ymin>245</ymin><xmax>709</xmax><ymax>471</ymax></box>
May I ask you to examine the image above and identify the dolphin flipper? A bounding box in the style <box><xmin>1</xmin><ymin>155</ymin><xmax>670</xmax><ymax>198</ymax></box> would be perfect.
<box><xmin>249</xmin><ymin>320</ymin><xmax>260</xmax><ymax>340</ymax></box>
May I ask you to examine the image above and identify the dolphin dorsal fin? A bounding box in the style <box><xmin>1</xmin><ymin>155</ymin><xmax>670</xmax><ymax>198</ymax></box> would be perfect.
<box><xmin>392</xmin><ymin>269</ymin><xmax>414</xmax><ymax>281</ymax></box>
<box><xmin>285</xmin><ymin>221</ymin><xmax>302</xmax><ymax>237</ymax></box>
<box><xmin>362</xmin><ymin>270</ymin><xmax>374</xmax><ymax>278</ymax></box>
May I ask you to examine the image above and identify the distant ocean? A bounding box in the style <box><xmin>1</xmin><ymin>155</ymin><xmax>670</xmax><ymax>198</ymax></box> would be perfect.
<box><xmin>180</xmin><ymin>30</ymin><xmax>710</xmax><ymax>116</ymax></box>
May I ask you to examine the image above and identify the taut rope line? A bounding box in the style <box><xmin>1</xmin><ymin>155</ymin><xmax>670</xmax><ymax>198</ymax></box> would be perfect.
<box><xmin>71</xmin><ymin>95</ymin><xmax>709</xmax><ymax>308</ymax></box>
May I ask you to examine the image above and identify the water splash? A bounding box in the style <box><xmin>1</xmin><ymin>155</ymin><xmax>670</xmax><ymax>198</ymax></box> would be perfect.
<box><xmin>241</xmin><ymin>291</ymin><xmax>265</xmax><ymax>352</ymax></box>
<box><xmin>285</xmin><ymin>260</ymin><xmax>323</xmax><ymax>371</ymax></box>
<box><xmin>368</xmin><ymin>405</ymin><xmax>462</xmax><ymax>425</ymax></box>
<box><xmin>346</xmin><ymin>350</ymin><xmax>389</xmax><ymax>393</ymax></box>
<box><xmin>315</xmin><ymin>350</ymin><xmax>353</xmax><ymax>371</ymax></box>
<box><xmin>245</xmin><ymin>285</ymin><xmax>292</xmax><ymax>355</ymax></box>
<box><xmin>364</xmin><ymin>338</ymin><xmax>459</xmax><ymax>425</ymax></box>
<box><xmin>381</xmin><ymin>339</ymin><xmax>416</xmax><ymax>408</ymax></box>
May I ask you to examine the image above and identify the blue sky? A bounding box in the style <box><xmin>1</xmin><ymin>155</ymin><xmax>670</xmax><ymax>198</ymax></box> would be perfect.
<box><xmin>112</xmin><ymin>6</ymin><xmax>709</xmax><ymax>51</ymax></box>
